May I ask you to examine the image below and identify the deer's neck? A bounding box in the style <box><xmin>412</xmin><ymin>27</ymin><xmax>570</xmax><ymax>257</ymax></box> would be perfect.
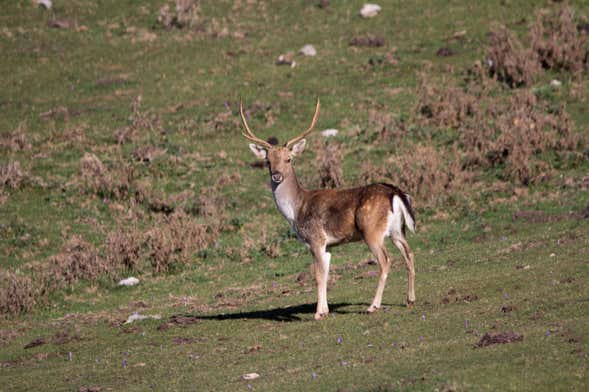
<box><xmin>271</xmin><ymin>171</ymin><xmax>304</xmax><ymax>224</ymax></box>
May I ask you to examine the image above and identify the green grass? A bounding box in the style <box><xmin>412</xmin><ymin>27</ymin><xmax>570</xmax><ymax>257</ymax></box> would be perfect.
<box><xmin>1</xmin><ymin>0</ymin><xmax>588</xmax><ymax>390</ymax></box>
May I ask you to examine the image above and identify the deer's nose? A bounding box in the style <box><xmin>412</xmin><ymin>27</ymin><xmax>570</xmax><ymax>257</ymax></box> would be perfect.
<box><xmin>271</xmin><ymin>172</ymin><xmax>284</xmax><ymax>183</ymax></box>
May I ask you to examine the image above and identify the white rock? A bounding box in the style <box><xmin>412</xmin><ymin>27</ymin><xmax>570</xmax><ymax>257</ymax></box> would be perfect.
<box><xmin>118</xmin><ymin>277</ymin><xmax>140</xmax><ymax>286</ymax></box>
<box><xmin>360</xmin><ymin>3</ymin><xmax>381</xmax><ymax>18</ymax></box>
<box><xmin>242</xmin><ymin>373</ymin><xmax>260</xmax><ymax>381</ymax></box>
<box><xmin>124</xmin><ymin>312</ymin><xmax>161</xmax><ymax>324</ymax></box>
<box><xmin>35</xmin><ymin>0</ymin><xmax>52</xmax><ymax>9</ymax></box>
<box><xmin>321</xmin><ymin>129</ymin><xmax>339</xmax><ymax>137</ymax></box>
<box><xmin>299</xmin><ymin>44</ymin><xmax>317</xmax><ymax>57</ymax></box>
<box><xmin>550</xmin><ymin>79</ymin><xmax>562</xmax><ymax>87</ymax></box>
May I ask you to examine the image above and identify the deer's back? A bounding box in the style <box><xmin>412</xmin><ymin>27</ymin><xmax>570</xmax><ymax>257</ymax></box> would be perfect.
<box><xmin>296</xmin><ymin>183</ymin><xmax>403</xmax><ymax>246</ymax></box>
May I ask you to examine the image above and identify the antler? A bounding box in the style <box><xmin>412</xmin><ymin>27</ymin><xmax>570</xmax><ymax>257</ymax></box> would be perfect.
<box><xmin>239</xmin><ymin>98</ymin><xmax>273</xmax><ymax>149</ymax></box>
<box><xmin>285</xmin><ymin>98</ymin><xmax>320</xmax><ymax>148</ymax></box>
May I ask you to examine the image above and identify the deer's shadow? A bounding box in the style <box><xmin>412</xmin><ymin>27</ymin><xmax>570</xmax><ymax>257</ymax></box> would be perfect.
<box><xmin>175</xmin><ymin>302</ymin><xmax>403</xmax><ymax>323</ymax></box>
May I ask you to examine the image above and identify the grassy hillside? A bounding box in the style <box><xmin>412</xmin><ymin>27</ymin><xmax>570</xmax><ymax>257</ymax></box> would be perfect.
<box><xmin>1</xmin><ymin>0</ymin><xmax>588</xmax><ymax>390</ymax></box>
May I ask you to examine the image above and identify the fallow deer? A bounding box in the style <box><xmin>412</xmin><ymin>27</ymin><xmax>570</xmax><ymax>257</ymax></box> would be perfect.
<box><xmin>240</xmin><ymin>98</ymin><xmax>416</xmax><ymax>320</ymax></box>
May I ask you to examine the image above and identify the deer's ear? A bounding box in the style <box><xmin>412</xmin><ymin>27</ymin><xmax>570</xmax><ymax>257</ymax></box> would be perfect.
<box><xmin>290</xmin><ymin>139</ymin><xmax>306</xmax><ymax>156</ymax></box>
<box><xmin>249</xmin><ymin>143</ymin><xmax>267</xmax><ymax>160</ymax></box>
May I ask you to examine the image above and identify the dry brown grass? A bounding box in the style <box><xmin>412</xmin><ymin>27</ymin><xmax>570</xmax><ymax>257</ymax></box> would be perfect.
<box><xmin>48</xmin><ymin>236</ymin><xmax>108</xmax><ymax>284</ymax></box>
<box><xmin>314</xmin><ymin>141</ymin><xmax>344</xmax><ymax>188</ymax></box>
<box><xmin>114</xmin><ymin>96</ymin><xmax>163</xmax><ymax>144</ymax></box>
<box><xmin>361</xmin><ymin>145</ymin><xmax>471</xmax><ymax>207</ymax></box>
<box><xmin>0</xmin><ymin>161</ymin><xmax>26</xmax><ymax>189</ymax></box>
<box><xmin>0</xmin><ymin>271</ymin><xmax>38</xmax><ymax>316</ymax></box>
<box><xmin>239</xmin><ymin>223</ymin><xmax>281</xmax><ymax>261</ymax></box>
<box><xmin>457</xmin><ymin>88</ymin><xmax>581</xmax><ymax>185</ymax></box>
<box><xmin>494</xmin><ymin>91</ymin><xmax>579</xmax><ymax>184</ymax></box>
<box><xmin>80</xmin><ymin>153</ymin><xmax>134</xmax><ymax>200</ymax></box>
<box><xmin>105</xmin><ymin>228</ymin><xmax>144</xmax><ymax>271</ymax></box>
<box><xmin>133</xmin><ymin>145</ymin><xmax>167</xmax><ymax>162</ymax></box>
<box><xmin>417</xmin><ymin>73</ymin><xmax>478</xmax><ymax>128</ymax></box>
<box><xmin>366</xmin><ymin>108</ymin><xmax>407</xmax><ymax>144</ymax></box>
<box><xmin>145</xmin><ymin>211</ymin><xmax>216</xmax><ymax>273</ymax></box>
<box><xmin>486</xmin><ymin>24</ymin><xmax>542</xmax><ymax>88</ymax></box>
<box><xmin>157</xmin><ymin>0</ymin><xmax>201</xmax><ymax>29</ymax></box>
<box><xmin>531</xmin><ymin>5</ymin><xmax>589</xmax><ymax>74</ymax></box>
<box><xmin>1</xmin><ymin>122</ymin><xmax>31</xmax><ymax>152</ymax></box>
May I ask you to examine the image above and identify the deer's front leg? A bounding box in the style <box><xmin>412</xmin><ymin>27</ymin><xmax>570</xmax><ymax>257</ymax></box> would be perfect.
<box><xmin>311</xmin><ymin>244</ymin><xmax>331</xmax><ymax>320</ymax></box>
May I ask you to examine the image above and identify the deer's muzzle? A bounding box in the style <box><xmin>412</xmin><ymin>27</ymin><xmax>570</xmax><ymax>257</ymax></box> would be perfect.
<box><xmin>271</xmin><ymin>172</ymin><xmax>284</xmax><ymax>183</ymax></box>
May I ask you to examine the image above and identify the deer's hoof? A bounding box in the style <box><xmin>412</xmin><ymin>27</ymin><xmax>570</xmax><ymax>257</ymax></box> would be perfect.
<box><xmin>367</xmin><ymin>305</ymin><xmax>379</xmax><ymax>313</ymax></box>
<box><xmin>314</xmin><ymin>312</ymin><xmax>329</xmax><ymax>320</ymax></box>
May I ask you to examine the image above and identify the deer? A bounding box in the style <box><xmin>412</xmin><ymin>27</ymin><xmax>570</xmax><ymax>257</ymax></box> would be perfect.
<box><xmin>240</xmin><ymin>98</ymin><xmax>416</xmax><ymax>320</ymax></box>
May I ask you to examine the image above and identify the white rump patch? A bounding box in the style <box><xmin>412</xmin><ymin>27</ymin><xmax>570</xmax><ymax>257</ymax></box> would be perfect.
<box><xmin>388</xmin><ymin>195</ymin><xmax>415</xmax><ymax>239</ymax></box>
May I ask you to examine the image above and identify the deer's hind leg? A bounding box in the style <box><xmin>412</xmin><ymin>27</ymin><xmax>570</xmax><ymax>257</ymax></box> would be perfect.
<box><xmin>365</xmin><ymin>234</ymin><xmax>391</xmax><ymax>313</ymax></box>
<box><xmin>391</xmin><ymin>234</ymin><xmax>415</xmax><ymax>306</ymax></box>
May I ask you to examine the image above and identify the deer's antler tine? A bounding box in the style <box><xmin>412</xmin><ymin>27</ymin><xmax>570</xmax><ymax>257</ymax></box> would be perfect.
<box><xmin>239</xmin><ymin>98</ymin><xmax>272</xmax><ymax>149</ymax></box>
<box><xmin>286</xmin><ymin>98</ymin><xmax>320</xmax><ymax>148</ymax></box>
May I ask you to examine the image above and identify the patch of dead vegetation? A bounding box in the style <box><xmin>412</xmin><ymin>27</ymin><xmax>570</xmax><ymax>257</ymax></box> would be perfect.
<box><xmin>157</xmin><ymin>0</ymin><xmax>201</xmax><ymax>29</ymax></box>
<box><xmin>48</xmin><ymin>236</ymin><xmax>108</xmax><ymax>284</ymax></box>
<box><xmin>132</xmin><ymin>145</ymin><xmax>167</xmax><ymax>162</ymax></box>
<box><xmin>0</xmin><ymin>161</ymin><xmax>27</xmax><ymax>189</ymax></box>
<box><xmin>145</xmin><ymin>211</ymin><xmax>217</xmax><ymax>273</ymax></box>
<box><xmin>314</xmin><ymin>141</ymin><xmax>344</xmax><ymax>188</ymax></box>
<box><xmin>475</xmin><ymin>331</ymin><xmax>523</xmax><ymax>347</ymax></box>
<box><xmin>238</xmin><ymin>223</ymin><xmax>282</xmax><ymax>261</ymax></box>
<box><xmin>531</xmin><ymin>5</ymin><xmax>589</xmax><ymax>74</ymax></box>
<box><xmin>361</xmin><ymin>145</ymin><xmax>472</xmax><ymax>207</ymax></box>
<box><xmin>486</xmin><ymin>24</ymin><xmax>542</xmax><ymax>87</ymax></box>
<box><xmin>417</xmin><ymin>72</ymin><xmax>478</xmax><ymax>128</ymax></box>
<box><xmin>0</xmin><ymin>270</ymin><xmax>38</xmax><ymax>316</ymax></box>
<box><xmin>349</xmin><ymin>34</ymin><xmax>385</xmax><ymax>47</ymax></box>
<box><xmin>105</xmin><ymin>228</ymin><xmax>143</xmax><ymax>271</ymax></box>
<box><xmin>468</xmin><ymin>90</ymin><xmax>580</xmax><ymax>185</ymax></box>
<box><xmin>80</xmin><ymin>153</ymin><xmax>134</xmax><ymax>200</ymax></box>
<box><xmin>1</xmin><ymin>122</ymin><xmax>31</xmax><ymax>152</ymax></box>
<box><xmin>440</xmin><ymin>288</ymin><xmax>478</xmax><ymax>305</ymax></box>
<box><xmin>114</xmin><ymin>96</ymin><xmax>163</xmax><ymax>144</ymax></box>
<box><xmin>158</xmin><ymin>314</ymin><xmax>202</xmax><ymax>331</ymax></box>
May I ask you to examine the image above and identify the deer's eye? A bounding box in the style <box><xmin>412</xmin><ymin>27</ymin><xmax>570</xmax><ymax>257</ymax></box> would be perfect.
<box><xmin>286</xmin><ymin>158</ymin><xmax>292</xmax><ymax>163</ymax></box>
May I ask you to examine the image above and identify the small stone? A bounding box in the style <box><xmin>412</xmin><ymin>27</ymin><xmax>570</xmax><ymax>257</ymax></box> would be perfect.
<box><xmin>124</xmin><ymin>312</ymin><xmax>161</xmax><ymax>324</ymax></box>
<box><xmin>242</xmin><ymin>373</ymin><xmax>260</xmax><ymax>381</ymax></box>
<box><xmin>299</xmin><ymin>44</ymin><xmax>317</xmax><ymax>57</ymax></box>
<box><xmin>36</xmin><ymin>0</ymin><xmax>52</xmax><ymax>9</ymax></box>
<box><xmin>360</xmin><ymin>3</ymin><xmax>381</xmax><ymax>18</ymax></box>
<box><xmin>118</xmin><ymin>277</ymin><xmax>140</xmax><ymax>286</ymax></box>
<box><xmin>321</xmin><ymin>129</ymin><xmax>338</xmax><ymax>137</ymax></box>
<box><xmin>550</xmin><ymin>79</ymin><xmax>562</xmax><ymax>87</ymax></box>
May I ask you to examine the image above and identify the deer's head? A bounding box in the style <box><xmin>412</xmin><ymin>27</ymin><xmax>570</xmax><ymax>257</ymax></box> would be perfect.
<box><xmin>240</xmin><ymin>98</ymin><xmax>320</xmax><ymax>185</ymax></box>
